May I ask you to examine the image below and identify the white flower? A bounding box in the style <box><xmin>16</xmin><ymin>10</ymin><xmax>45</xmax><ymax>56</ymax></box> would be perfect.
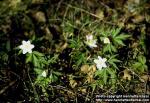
<box><xmin>103</xmin><ymin>37</ymin><xmax>110</xmax><ymax>44</ymax></box>
<box><xmin>19</xmin><ymin>40</ymin><xmax>34</xmax><ymax>54</ymax></box>
<box><xmin>94</xmin><ymin>56</ymin><xmax>107</xmax><ymax>70</ymax></box>
<box><xmin>86</xmin><ymin>35</ymin><xmax>93</xmax><ymax>40</ymax></box>
<box><xmin>41</xmin><ymin>70</ymin><xmax>47</xmax><ymax>77</ymax></box>
<box><xmin>85</xmin><ymin>35</ymin><xmax>97</xmax><ymax>48</ymax></box>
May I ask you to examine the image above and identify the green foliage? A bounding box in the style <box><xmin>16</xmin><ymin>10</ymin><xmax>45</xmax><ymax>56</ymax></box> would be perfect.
<box><xmin>26</xmin><ymin>51</ymin><xmax>45</xmax><ymax>68</ymax></box>
<box><xmin>132</xmin><ymin>55</ymin><xmax>148</xmax><ymax>73</ymax></box>
<box><xmin>68</xmin><ymin>38</ymin><xmax>83</xmax><ymax>49</ymax></box>
<box><xmin>108</xmin><ymin>54</ymin><xmax>121</xmax><ymax>70</ymax></box>
<box><xmin>103</xmin><ymin>44</ymin><xmax>117</xmax><ymax>53</ymax></box>
<box><xmin>35</xmin><ymin>69</ymin><xmax>62</xmax><ymax>87</ymax></box>
<box><xmin>95</xmin><ymin>68</ymin><xmax>117</xmax><ymax>89</ymax></box>
<box><xmin>101</xmin><ymin>27</ymin><xmax>131</xmax><ymax>53</ymax></box>
<box><xmin>0</xmin><ymin>0</ymin><xmax>149</xmax><ymax>102</ymax></box>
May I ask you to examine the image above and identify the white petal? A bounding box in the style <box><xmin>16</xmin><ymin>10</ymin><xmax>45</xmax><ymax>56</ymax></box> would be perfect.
<box><xmin>26</xmin><ymin>40</ymin><xmax>30</xmax><ymax>44</ymax></box>
<box><xmin>93</xmin><ymin>40</ymin><xmax>97</xmax><ymax>43</ymax></box>
<box><xmin>89</xmin><ymin>44</ymin><xmax>97</xmax><ymax>48</ymax></box>
<box><xmin>86</xmin><ymin>35</ymin><xmax>93</xmax><ymax>40</ymax></box>
<box><xmin>30</xmin><ymin>44</ymin><xmax>34</xmax><ymax>49</ymax></box>
<box><xmin>94</xmin><ymin>56</ymin><xmax>107</xmax><ymax>70</ymax></box>
<box><xmin>42</xmin><ymin>71</ymin><xmax>47</xmax><ymax>77</ymax></box>
<box><xmin>102</xmin><ymin>63</ymin><xmax>107</xmax><ymax>68</ymax></box>
<box><xmin>88</xmin><ymin>35</ymin><xmax>93</xmax><ymax>40</ymax></box>
<box><xmin>97</xmin><ymin>65</ymin><xmax>103</xmax><ymax>70</ymax></box>
<box><xmin>22</xmin><ymin>40</ymin><xmax>26</xmax><ymax>44</ymax></box>
<box><xmin>23</xmin><ymin>50</ymin><xmax>27</xmax><ymax>54</ymax></box>
<box><xmin>93</xmin><ymin>44</ymin><xmax>97</xmax><ymax>47</ymax></box>
<box><xmin>28</xmin><ymin>50</ymin><xmax>32</xmax><ymax>53</ymax></box>
<box><xmin>88</xmin><ymin>41</ymin><xmax>97</xmax><ymax>48</ymax></box>
<box><xmin>86</xmin><ymin>35</ymin><xmax>89</xmax><ymax>39</ymax></box>
<box><xmin>19</xmin><ymin>45</ymin><xmax>23</xmax><ymax>49</ymax></box>
<box><xmin>94</xmin><ymin>59</ymin><xmax>99</xmax><ymax>64</ymax></box>
<box><xmin>104</xmin><ymin>37</ymin><xmax>110</xmax><ymax>44</ymax></box>
<box><xmin>98</xmin><ymin>56</ymin><xmax>103</xmax><ymax>60</ymax></box>
<box><xmin>19</xmin><ymin>40</ymin><xmax>34</xmax><ymax>54</ymax></box>
<box><xmin>103</xmin><ymin>58</ymin><xmax>107</xmax><ymax>62</ymax></box>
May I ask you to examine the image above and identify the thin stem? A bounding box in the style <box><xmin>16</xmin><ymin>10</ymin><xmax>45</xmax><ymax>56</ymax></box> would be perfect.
<box><xmin>63</xmin><ymin>3</ymin><xmax>116</xmax><ymax>26</ymax></box>
<box><xmin>27</xmin><ymin>67</ymin><xmax>40</xmax><ymax>103</ymax></box>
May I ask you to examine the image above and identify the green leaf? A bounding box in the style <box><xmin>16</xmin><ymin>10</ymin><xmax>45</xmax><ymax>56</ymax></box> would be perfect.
<box><xmin>90</xmin><ymin>83</ymin><xmax>97</xmax><ymax>92</ymax></box>
<box><xmin>110</xmin><ymin>45</ymin><xmax>117</xmax><ymax>52</ymax></box>
<box><xmin>107</xmin><ymin>68</ymin><xmax>116</xmax><ymax>80</ymax></box>
<box><xmin>143</xmin><ymin>65</ymin><xmax>148</xmax><ymax>71</ymax></box>
<box><xmin>102</xmin><ymin>69</ymin><xmax>108</xmax><ymax>84</ymax></box>
<box><xmin>109</xmin><ymin>58</ymin><xmax>121</xmax><ymax>63</ymax></box>
<box><xmin>47</xmin><ymin>54</ymin><xmax>59</xmax><ymax>64</ymax></box>
<box><xmin>53</xmin><ymin>71</ymin><xmax>62</xmax><ymax>76</ymax></box>
<box><xmin>6</xmin><ymin>40</ymin><xmax>11</xmax><ymax>52</ymax></box>
<box><xmin>77</xmin><ymin>54</ymin><xmax>85</xmax><ymax>66</ymax></box>
<box><xmin>108</xmin><ymin>55</ymin><xmax>121</xmax><ymax>69</ymax></box>
<box><xmin>138</xmin><ymin>56</ymin><xmax>146</xmax><ymax>64</ymax></box>
<box><xmin>33</xmin><ymin>54</ymin><xmax>39</xmax><ymax>67</ymax></box>
<box><xmin>33</xmin><ymin>51</ymin><xmax>44</xmax><ymax>57</ymax></box>
<box><xmin>49</xmin><ymin>73</ymin><xmax>58</xmax><ymax>83</ymax></box>
<box><xmin>26</xmin><ymin>53</ymin><xmax>33</xmax><ymax>63</ymax></box>
<box><xmin>49</xmin><ymin>73</ymin><xmax>53</xmax><ymax>83</ymax></box>
<box><xmin>108</xmin><ymin>55</ymin><xmax>121</xmax><ymax>63</ymax></box>
<box><xmin>133</xmin><ymin>62</ymin><xmax>141</xmax><ymax>69</ymax></box>
<box><xmin>94</xmin><ymin>70</ymin><xmax>103</xmax><ymax>77</ymax></box>
<box><xmin>95</xmin><ymin>69</ymin><xmax>108</xmax><ymax>85</ymax></box>
<box><xmin>18</xmin><ymin>50</ymin><xmax>23</xmax><ymax>55</ymax></box>
<box><xmin>115</xmin><ymin>34</ymin><xmax>130</xmax><ymax>40</ymax></box>
<box><xmin>112</xmin><ymin>27</ymin><xmax>121</xmax><ymax>37</ymax></box>
<box><xmin>111</xmin><ymin>62</ymin><xmax>119</xmax><ymax>69</ymax></box>
<box><xmin>108</xmin><ymin>44</ymin><xmax>112</xmax><ymax>53</ymax></box>
<box><xmin>103</xmin><ymin>44</ymin><xmax>117</xmax><ymax>53</ymax></box>
<box><xmin>103</xmin><ymin>45</ymin><xmax>110</xmax><ymax>53</ymax></box>
<box><xmin>114</xmin><ymin>39</ymin><xmax>125</xmax><ymax>46</ymax></box>
<box><xmin>34</xmin><ymin>68</ymin><xmax>43</xmax><ymax>75</ymax></box>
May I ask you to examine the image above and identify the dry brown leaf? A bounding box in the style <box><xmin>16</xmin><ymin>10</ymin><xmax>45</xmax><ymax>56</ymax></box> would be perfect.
<box><xmin>81</xmin><ymin>65</ymin><xmax>96</xmax><ymax>83</ymax></box>
<box><xmin>118</xmin><ymin>22</ymin><xmax>125</xmax><ymax>28</ymax></box>
<box><xmin>33</xmin><ymin>11</ymin><xmax>46</xmax><ymax>23</ymax></box>
<box><xmin>69</xmin><ymin>79</ymin><xmax>77</xmax><ymax>88</ymax></box>
<box><xmin>75</xmin><ymin>20</ymin><xmax>81</xmax><ymax>25</ymax></box>
<box><xmin>61</xmin><ymin>43</ymin><xmax>68</xmax><ymax>51</ymax></box>
<box><xmin>32</xmin><ymin>0</ymin><xmax>44</xmax><ymax>4</ymax></box>
<box><xmin>140</xmin><ymin>75</ymin><xmax>150</xmax><ymax>82</ymax></box>
<box><xmin>123</xmin><ymin>69</ymin><xmax>132</xmax><ymax>80</ymax></box>
<box><xmin>128</xmin><ymin>0</ymin><xmax>140</xmax><ymax>4</ymax></box>
<box><xmin>80</xmin><ymin>64</ymin><xmax>90</xmax><ymax>74</ymax></box>
<box><xmin>132</xmin><ymin>15</ymin><xmax>144</xmax><ymax>23</ymax></box>
<box><xmin>86</xmin><ymin>74</ymin><xmax>94</xmax><ymax>83</ymax></box>
<box><xmin>56</xmin><ymin>42</ymin><xmax>68</xmax><ymax>52</ymax></box>
<box><xmin>95</xmin><ymin>8</ymin><xmax>104</xmax><ymax>20</ymax></box>
<box><xmin>81</xmin><ymin>88</ymin><xmax>86</xmax><ymax>93</ymax></box>
<box><xmin>126</xmin><ymin>23</ymin><xmax>136</xmax><ymax>30</ymax></box>
<box><xmin>44</xmin><ymin>27</ymin><xmax>53</xmax><ymax>40</ymax></box>
<box><xmin>86</xmin><ymin>0</ymin><xmax>96</xmax><ymax>7</ymax></box>
<box><xmin>89</xmin><ymin>65</ymin><xmax>96</xmax><ymax>73</ymax></box>
<box><xmin>9</xmin><ymin>0</ymin><xmax>21</xmax><ymax>9</ymax></box>
<box><xmin>81</xmin><ymin>64</ymin><xmax>96</xmax><ymax>74</ymax></box>
<box><xmin>78</xmin><ymin>87</ymin><xmax>87</xmax><ymax>93</ymax></box>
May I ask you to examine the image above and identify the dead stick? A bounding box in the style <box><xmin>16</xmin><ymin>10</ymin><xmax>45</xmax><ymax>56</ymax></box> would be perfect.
<box><xmin>0</xmin><ymin>80</ymin><xmax>16</xmax><ymax>95</ymax></box>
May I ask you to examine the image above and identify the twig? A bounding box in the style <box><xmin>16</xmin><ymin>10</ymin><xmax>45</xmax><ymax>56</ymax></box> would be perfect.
<box><xmin>56</xmin><ymin>0</ymin><xmax>64</xmax><ymax>12</ymax></box>
<box><xmin>122</xmin><ymin>66</ymin><xmax>143</xmax><ymax>81</ymax></box>
<box><xmin>98</xmin><ymin>1</ymin><xmax>116</xmax><ymax>13</ymax></box>
<box><xmin>63</xmin><ymin>3</ymin><xmax>116</xmax><ymax>26</ymax></box>
<box><xmin>50</xmin><ymin>85</ymin><xmax>90</xmax><ymax>99</ymax></box>
<box><xmin>0</xmin><ymin>80</ymin><xmax>16</xmax><ymax>95</ymax></box>
<box><xmin>27</xmin><ymin>67</ymin><xmax>40</xmax><ymax>103</ymax></box>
